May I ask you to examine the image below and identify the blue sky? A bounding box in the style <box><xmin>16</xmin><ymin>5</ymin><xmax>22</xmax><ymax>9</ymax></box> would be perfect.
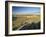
<box><xmin>12</xmin><ymin>6</ymin><xmax>40</xmax><ymax>15</ymax></box>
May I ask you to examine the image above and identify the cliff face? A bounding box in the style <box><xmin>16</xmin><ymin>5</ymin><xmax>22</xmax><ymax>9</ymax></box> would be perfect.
<box><xmin>12</xmin><ymin>15</ymin><xmax>40</xmax><ymax>30</ymax></box>
<box><xmin>19</xmin><ymin>21</ymin><xmax>40</xmax><ymax>30</ymax></box>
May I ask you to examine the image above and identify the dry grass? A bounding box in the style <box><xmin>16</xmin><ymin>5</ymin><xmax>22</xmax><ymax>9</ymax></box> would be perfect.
<box><xmin>12</xmin><ymin>15</ymin><xmax>40</xmax><ymax>30</ymax></box>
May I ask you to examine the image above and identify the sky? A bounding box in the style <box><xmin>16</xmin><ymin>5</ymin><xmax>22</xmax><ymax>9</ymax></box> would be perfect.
<box><xmin>12</xmin><ymin>6</ymin><xmax>40</xmax><ymax>15</ymax></box>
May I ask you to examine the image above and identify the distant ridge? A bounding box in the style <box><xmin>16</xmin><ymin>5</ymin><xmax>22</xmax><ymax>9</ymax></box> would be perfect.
<box><xmin>13</xmin><ymin>12</ymin><xmax>40</xmax><ymax>17</ymax></box>
<box><xmin>13</xmin><ymin>13</ymin><xmax>40</xmax><ymax>17</ymax></box>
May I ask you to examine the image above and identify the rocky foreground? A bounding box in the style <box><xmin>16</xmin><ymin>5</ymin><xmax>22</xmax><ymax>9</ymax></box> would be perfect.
<box><xmin>12</xmin><ymin>15</ymin><xmax>40</xmax><ymax>30</ymax></box>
